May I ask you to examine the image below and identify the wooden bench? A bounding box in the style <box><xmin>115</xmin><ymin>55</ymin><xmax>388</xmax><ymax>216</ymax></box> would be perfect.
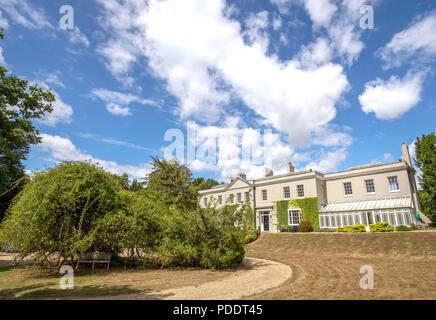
<box><xmin>75</xmin><ymin>251</ymin><xmax>111</xmax><ymax>270</ymax></box>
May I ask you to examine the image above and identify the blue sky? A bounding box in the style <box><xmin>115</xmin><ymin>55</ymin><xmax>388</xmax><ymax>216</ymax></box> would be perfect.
<box><xmin>0</xmin><ymin>0</ymin><xmax>435</xmax><ymax>182</ymax></box>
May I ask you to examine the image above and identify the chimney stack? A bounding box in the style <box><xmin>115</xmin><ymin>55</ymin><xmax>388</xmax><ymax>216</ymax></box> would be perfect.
<box><xmin>287</xmin><ymin>161</ymin><xmax>295</xmax><ymax>173</ymax></box>
<box><xmin>401</xmin><ymin>143</ymin><xmax>412</xmax><ymax>167</ymax></box>
<box><xmin>237</xmin><ymin>172</ymin><xmax>247</xmax><ymax>180</ymax></box>
<box><xmin>263</xmin><ymin>167</ymin><xmax>273</xmax><ymax>177</ymax></box>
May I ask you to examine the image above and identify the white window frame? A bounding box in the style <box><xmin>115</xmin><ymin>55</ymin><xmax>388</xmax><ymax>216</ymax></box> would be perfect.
<box><xmin>244</xmin><ymin>192</ymin><xmax>249</xmax><ymax>201</ymax></box>
<box><xmin>229</xmin><ymin>194</ymin><xmax>234</xmax><ymax>204</ymax></box>
<box><xmin>237</xmin><ymin>193</ymin><xmax>242</xmax><ymax>203</ymax></box>
<box><xmin>203</xmin><ymin>197</ymin><xmax>207</xmax><ymax>206</ymax></box>
<box><xmin>297</xmin><ymin>184</ymin><xmax>304</xmax><ymax>198</ymax></box>
<box><xmin>261</xmin><ymin>189</ymin><xmax>267</xmax><ymax>201</ymax></box>
<box><xmin>288</xmin><ymin>208</ymin><xmax>302</xmax><ymax>226</ymax></box>
<box><xmin>388</xmin><ymin>176</ymin><xmax>400</xmax><ymax>192</ymax></box>
<box><xmin>365</xmin><ymin>179</ymin><xmax>376</xmax><ymax>194</ymax></box>
<box><xmin>218</xmin><ymin>195</ymin><xmax>222</xmax><ymax>205</ymax></box>
<box><xmin>283</xmin><ymin>186</ymin><xmax>290</xmax><ymax>199</ymax></box>
<box><xmin>343</xmin><ymin>182</ymin><xmax>353</xmax><ymax>196</ymax></box>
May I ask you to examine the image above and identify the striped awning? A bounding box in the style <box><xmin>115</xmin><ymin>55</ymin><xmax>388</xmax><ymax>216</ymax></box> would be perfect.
<box><xmin>319</xmin><ymin>195</ymin><xmax>413</xmax><ymax>213</ymax></box>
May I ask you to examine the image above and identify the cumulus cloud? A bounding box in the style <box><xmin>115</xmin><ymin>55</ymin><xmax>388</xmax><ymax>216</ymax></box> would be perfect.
<box><xmin>66</xmin><ymin>27</ymin><xmax>90</xmax><ymax>47</ymax></box>
<box><xmin>95</xmin><ymin>0</ymin><xmax>350</xmax><ymax>146</ymax></box>
<box><xmin>270</xmin><ymin>0</ymin><xmax>379</xmax><ymax>65</ymax></box>
<box><xmin>0</xmin><ymin>11</ymin><xmax>9</xmax><ymax>29</ymax></box>
<box><xmin>379</xmin><ymin>12</ymin><xmax>436</xmax><ymax>68</ymax></box>
<box><xmin>304</xmin><ymin>147</ymin><xmax>347</xmax><ymax>173</ymax></box>
<box><xmin>33</xmin><ymin>82</ymin><xmax>73</xmax><ymax>126</ymax></box>
<box><xmin>38</xmin><ymin>133</ymin><xmax>150</xmax><ymax>180</ymax></box>
<box><xmin>90</xmin><ymin>88</ymin><xmax>159</xmax><ymax>116</ymax></box>
<box><xmin>78</xmin><ymin>133</ymin><xmax>154</xmax><ymax>152</ymax></box>
<box><xmin>0</xmin><ymin>47</ymin><xmax>6</xmax><ymax>66</ymax></box>
<box><xmin>0</xmin><ymin>0</ymin><xmax>53</xmax><ymax>29</ymax></box>
<box><xmin>359</xmin><ymin>72</ymin><xmax>425</xmax><ymax>120</ymax></box>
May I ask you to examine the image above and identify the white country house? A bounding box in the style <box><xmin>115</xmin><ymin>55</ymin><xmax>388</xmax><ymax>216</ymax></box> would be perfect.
<box><xmin>199</xmin><ymin>144</ymin><xmax>430</xmax><ymax>232</ymax></box>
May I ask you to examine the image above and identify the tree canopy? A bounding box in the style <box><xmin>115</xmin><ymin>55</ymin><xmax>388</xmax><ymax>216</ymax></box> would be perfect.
<box><xmin>414</xmin><ymin>132</ymin><xmax>436</xmax><ymax>224</ymax></box>
<box><xmin>145</xmin><ymin>157</ymin><xmax>198</xmax><ymax>210</ymax></box>
<box><xmin>0</xmin><ymin>29</ymin><xmax>55</xmax><ymax>221</ymax></box>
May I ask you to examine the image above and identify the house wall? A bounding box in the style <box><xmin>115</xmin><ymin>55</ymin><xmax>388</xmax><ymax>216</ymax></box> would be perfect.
<box><xmin>253</xmin><ymin>172</ymin><xmax>318</xmax><ymax>208</ymax></box>
<box><xmin>325</xmin><ymin>163</ymin><xmax>412</xmax><ymax>202</ymax></box>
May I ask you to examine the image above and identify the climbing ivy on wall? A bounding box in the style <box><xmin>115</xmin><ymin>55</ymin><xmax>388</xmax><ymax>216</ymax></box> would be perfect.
<box><xmin>275</xmin><ymin>198</ymin><xmax>319</xmax><ymax>229</ymax></box>
<box><xmin>276</xmin><ymin>200</ymin><xmax>290</xmax><ymax>226</ymax></box>
<box><xmin>291</xmin><ymin>197</ymin><xmax>319</xmax><ymax>229</ymax></box>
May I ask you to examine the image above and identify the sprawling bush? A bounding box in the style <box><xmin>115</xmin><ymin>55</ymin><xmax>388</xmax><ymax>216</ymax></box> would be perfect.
<box><xmin>337</xmin><ymin>224</ymin><xmax>366</xmax><ymax>232</ymax></box>
<box><xmin>0</xmin><ymin>162</ymin><xmax>162</xmax><ymax>266</ymax></box>
<box><xmin>370</xmin><ymin>222</ymin><xmax>394</xmax><ymax>232</ymax></box>
<box><xmin>0</xmin><ymin>160</ymin><xmax>248</xmax><ymax>269</ymax></box>
<box><xmin>298</xmin><ymin>221</ymin><xmax>313</xmax><ymax>232</ymax></box>
<box><xmin>395</xmin><ymin>225</ymin><xmax>413</xmax><ymax>232</ymax></box>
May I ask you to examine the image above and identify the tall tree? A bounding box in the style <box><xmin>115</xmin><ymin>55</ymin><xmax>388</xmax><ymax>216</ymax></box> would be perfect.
<box><xmin>192</xmin><ymin>177</ymin><xmax>219</xmax><ymax>191</ymax></box>
<box><xmin>0</xmin><ymin>29</ymin><xmax>55</xmax><ymax>221</ymax></box>
<box><xmin>414</xmin><ymin>132</ymin><xmax>436</xmax><ymax>224</ymax></box>
<box><xmin>145</xmin><ymin>157</ymin><xmax>198</xmax><ymax>210</ymax></box>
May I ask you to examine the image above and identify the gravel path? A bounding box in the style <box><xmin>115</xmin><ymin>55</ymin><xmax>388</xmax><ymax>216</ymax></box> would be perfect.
<box><xmin>91</xmin><ymin>257</ymin><xmax>292</xmax><ymax>300</ymax></box>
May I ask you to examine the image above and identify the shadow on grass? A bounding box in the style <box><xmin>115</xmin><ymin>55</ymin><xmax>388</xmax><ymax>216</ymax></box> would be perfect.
<box><xmin>0</xmin><ymin>282</ymin><xmax>146</xmax><ymax>300</ymax></box>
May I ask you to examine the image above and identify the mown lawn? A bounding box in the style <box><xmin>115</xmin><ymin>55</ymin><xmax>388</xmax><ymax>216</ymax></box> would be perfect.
<box><xmin>0</xmin><ymin>257</ymin><xmax>242</xmax><ymax>300</ymax></box>
<box><xmin>245</xmin><ymin>231</ymin><xmax>436</xmax><ymax>300</ymax></box>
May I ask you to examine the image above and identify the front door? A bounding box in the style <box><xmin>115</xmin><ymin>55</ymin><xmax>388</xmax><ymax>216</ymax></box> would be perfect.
<box><xmin>262</xmin><ymin>213</ymin><xmax>270</xmax><ymax>232</ymax></box>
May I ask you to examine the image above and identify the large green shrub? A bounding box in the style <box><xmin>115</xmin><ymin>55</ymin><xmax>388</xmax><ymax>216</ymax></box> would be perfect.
<box><xmin>298</xmin><ymin>221</ymin><xmax>313</xmax><ymax>232</ymax></box>
<box><xmin>395</xmin><ymin>225</ymin><xmax>413</xmax><ymax>232</ymax></box>
<box><xmin>337</xmin><ymin>224</ymin><xmax>366</xmax><ymax>232</ymax></box>
<box><xmin>370</xmin><ymin>222</ymin><xmax>394</xmax><ymax>232</ymax></box>
<box><xmin>0</xmin><ymin>162</ymin><xmax>149</xmax><ymax>265</ymax></box>
<box><xmin>0</xmin><ymin>160</ymin><xmax>247</xmax><ymax>270</ymax></box>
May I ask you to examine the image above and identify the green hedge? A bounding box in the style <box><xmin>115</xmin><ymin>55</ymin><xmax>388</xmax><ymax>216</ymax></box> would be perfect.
<box><xmin>275</xmin><ymin>197</ymin><xmax>319</xmax><ymax>229</ymax></box>
<box><xmin>337</xmin><ymin>224</ymin><xmax>366</xmax><ymax>232</ymax></box>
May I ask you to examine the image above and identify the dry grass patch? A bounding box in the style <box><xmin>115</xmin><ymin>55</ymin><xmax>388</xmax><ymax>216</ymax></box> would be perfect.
<box><xmin>246</xmin><ymin>232</ymin><xmax>436</xmax><ymax>300</ymax></box>
<box><xmin>0</xmin><ymin>261</ymin><xmax>249</xmax><ymax>300</ymax></box>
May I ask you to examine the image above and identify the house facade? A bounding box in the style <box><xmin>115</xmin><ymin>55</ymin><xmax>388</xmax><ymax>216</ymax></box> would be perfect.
<box><xmin>199</xmin><ymin>144</ymin><xmax>430</xmax><ymax>232</ymax></box>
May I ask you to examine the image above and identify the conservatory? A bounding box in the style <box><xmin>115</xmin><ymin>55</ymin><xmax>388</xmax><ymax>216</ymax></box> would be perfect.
<box><xmin>318</xmin><ymin>195</ymin><xmax>417</xmax><ymax>228</ymax></box>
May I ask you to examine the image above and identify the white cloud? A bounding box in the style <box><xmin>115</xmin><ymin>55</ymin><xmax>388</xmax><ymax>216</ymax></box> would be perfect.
<box><xmin>270</xmin><ymin>0</ymin><xmax>379</xmax><ymax>65</ymax></box>
<box><xmin>272</xmin><ymin>15</ymin><xmax>282</xmax><ymax>31</ymax></box>
<box><xmin>90</xmin><ymin>88</ymin><xmax>159</xmax><ymax>116</ymax></box>
<box><xmin>95</xmin><ymin>0</ymin><xmax>350</xmax><ymax>146</ymax></box>
<box><xmin>380</xmin><ymin>12</ymin><xmax>436</xmax><ymax>68</ymax></box>
<box><xmin>304</xmin><ymin>147</ymin><xmax>347</xmax><ymax>172</ymax></box>
<box><xmin>359</xmin><ymin>72</ymin><xmax>425</xmax><ymax>120</ymax></box>
<box><xmin>0</xmin><ymin>10</ymin><xmax>9</xmax><ymax>29</ymax></box>
<box><xmin>90</xmin><ymin>89</ymin><xmax>157</xmax><ymax>106</ymax></box>
<box><xmin>302</xmin><ymin>0</ymin><xmax>338</xmax><ymax>27</ymax></box>
<box><xmin>32</xmin><ymin>82</ymin><xmax>73</xmax><ymax>126</ymax></box>
<box><xmin>38</xmin><ymin>133</ymin><xmax>150</xmax><ymax>180</ymax></box>
<box><xmin>297</xmin><ymin>37</ymin><xmax>333</xmax><ymax>68</ymax></box>
<box><xmin>43</xmin><ymin>72</ymin><xmax>65</xmax><ymax>88</ymax></box>
<box><xmin>0</xmin><ymin>47</ymin><xmax>6</xmax><ymax>66</ymax></box>
<box><xmin>78</xmin><ymin>133</ymin><xmax>154</xmax><ymax>152</ymax></box>
<box><xmin>0</xmin><ymin>0</ymin><xmax>53</xmax><ymax>29</ymax></box>
<box><xmin>106</xmin><ymin>102</ymin><xmax>131</xmax><ymax>116</ymax></box>
<box><xmin>66</xmin><ymin>27</ymin><xmax>90</xmax><ymax>47</ymax></box>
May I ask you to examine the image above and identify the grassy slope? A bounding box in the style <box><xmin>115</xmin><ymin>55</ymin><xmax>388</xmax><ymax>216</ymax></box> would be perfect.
<box><xmin>246</xmin><ymin>231</ymin><xmax>436</xmax><ymax>300</ymax></box>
